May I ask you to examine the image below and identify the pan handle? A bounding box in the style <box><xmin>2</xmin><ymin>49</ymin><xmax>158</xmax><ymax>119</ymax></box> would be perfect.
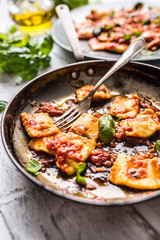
<box><xmin>56</xmin><ymin>4</ymin><xmax>85</xmax><ymax>62</ymax></box>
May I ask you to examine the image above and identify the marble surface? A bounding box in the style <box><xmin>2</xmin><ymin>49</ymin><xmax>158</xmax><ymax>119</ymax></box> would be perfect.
<box><xmin>0</xmin><ymin>1</ymin><xmax>160</xmax><ymax>240</ymax></box>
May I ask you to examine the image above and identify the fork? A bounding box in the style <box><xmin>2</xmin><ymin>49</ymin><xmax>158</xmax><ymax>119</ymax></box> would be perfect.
<box><xmin>54</xmin><ymin>37</ymin><xmax>146</xmax><ymax>130</ymax></box>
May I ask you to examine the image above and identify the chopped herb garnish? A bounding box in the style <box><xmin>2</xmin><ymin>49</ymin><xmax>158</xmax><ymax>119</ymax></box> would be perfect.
<box><xmin>76</xmin><ymin>162</ymin><xmax>86</xmax><ymax>185</ymax></box>
<box><xmin>27</xmin><ymin>158</ymin><xmax>42</xmax><ymax>176</ymax></box>
<box><xmin>124</xmin><ymin>34</ymin><xmax>132</xmax><ymax>40</ymax></box>
<box><xmin>141</xmin><ymin>50</ymin><xmax>157</xmax><ymax>56</ymax></box>
<box><xmin>124</xmin><ymin>31</ymin><xmax>141</xmax><ymax>40</ymax></box>
<box><xmin>142</xmin><ymin>19</ymin><xmax>151</xmax><ymax>25</ymax></box>
<box><xmin>73</xmin><ymin>79</ymin><xmax>85</xmax><ymax>88</ymax></box>
<box><xmin>0</xmin><ymin>100</ymin><xmax>8</xmax><ymax>112</ymax></box>
<box><xmin>105</xmin><ymin>25</ymin><xmax>114</xmax><ymax>30</ymax></box>
<box><xmin>155</xmin><ymin>140</ymin><xmax>160</xmax><ymax>155</ymax></box>
<box><xmin>116</xmin><ymin>117</ymin><xmax>122</xmax><ymax>121</ymax></box>
<box><xmin>133</xmin><ymin>30</ymin><xmax>141</xmax><ymax>37</ymax></box>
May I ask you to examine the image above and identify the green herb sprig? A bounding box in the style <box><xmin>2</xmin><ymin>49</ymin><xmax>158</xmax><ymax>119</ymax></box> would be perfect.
<box><xmin>0</xmin><ymin>26</ymin><xmax>54</xmax><ymax>81</ymax></box>
<box><xmin>54</xmin><ymin>0</ymin><xmax>88</xmax><ymax>10</ymax></box>
<box><xmin>98</xmin><ymin>114</ymin><xmax>115</xmax><ymax>144</ymax></box>
<box><xmin>155</xmin><ymin>140</ymin><xmax>160</xmax><ymax>155</ymax></box>
<box><xmin>73</xmin><ymin>79</ymin><xmax>85</xmax><ymax>88</ymax></box>
<box><xmin>124</xmin><ymin>31</ymin><xmax>141</xmax><ymax>40</ymax></box>
<box><xmin>76</xmin><ymin>162</ymin><xmax>86</xmax><ymax>185</ymax></box>
<box><xmin>27</xmin><ymin>159</ymin><xmax>42</xmax><ymax>176</ymax></box>
<box><xmin>0</xmin><ymin>100</ymin><xmax>8</xmax><ymax>112</ymax></box>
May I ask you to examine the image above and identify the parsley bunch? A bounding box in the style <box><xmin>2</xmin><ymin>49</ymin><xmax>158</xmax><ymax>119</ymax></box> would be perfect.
<box><xmin>0</xmin><ymin>26</ymin><xmax>54</xmax><ymax>80</ymax></box>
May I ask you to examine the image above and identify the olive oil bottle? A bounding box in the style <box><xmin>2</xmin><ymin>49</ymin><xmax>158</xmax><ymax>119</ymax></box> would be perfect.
<box><xmin>8</xmin><ymin>0</ymin><xmax>55</xmax><ymax>32</ymax></box>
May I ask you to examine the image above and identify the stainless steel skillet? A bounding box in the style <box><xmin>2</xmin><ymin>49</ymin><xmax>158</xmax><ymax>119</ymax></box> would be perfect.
<box><xmin>1</xmin><ymin>59</ymin><xmax>160</xmax><ymax>206</ymax></box>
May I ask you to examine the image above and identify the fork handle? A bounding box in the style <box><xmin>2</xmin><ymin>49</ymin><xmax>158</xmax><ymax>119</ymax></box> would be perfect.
<box><xmin>88</xmin><ymin>38</ymin><xmax>146</xmax><ymax>98</ymax></box>
<box><xmin>56</xmin><ymin>4</ymin><xmax>84</xmax><ymax>61</ymax></box>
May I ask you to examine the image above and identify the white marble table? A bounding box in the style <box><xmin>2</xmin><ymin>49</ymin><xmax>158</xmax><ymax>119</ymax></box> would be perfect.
<box><xmin>0</xmin><ymin>1</ymin><xmax>160</xmax><ymax>240</ymax></box>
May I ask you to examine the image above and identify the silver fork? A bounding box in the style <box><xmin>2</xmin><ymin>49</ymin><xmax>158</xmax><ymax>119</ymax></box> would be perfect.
<box><xmin>54</xmin><ymin>37</ymin><xmax>146</xmax><ymax>130</ymax></box>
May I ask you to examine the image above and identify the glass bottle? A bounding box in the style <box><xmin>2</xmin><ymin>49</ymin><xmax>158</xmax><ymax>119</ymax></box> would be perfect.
<box><xmin>8</xmin><ymin>0</ymin><xmax>55</xmax><ymax>32</ymax></box>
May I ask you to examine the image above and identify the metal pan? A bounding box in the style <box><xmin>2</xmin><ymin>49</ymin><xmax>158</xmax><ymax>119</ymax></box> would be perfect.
<box><xmin>2</xmin><ymin>59</ymin><xmax>160</xmax><ymax>206</ymax></box>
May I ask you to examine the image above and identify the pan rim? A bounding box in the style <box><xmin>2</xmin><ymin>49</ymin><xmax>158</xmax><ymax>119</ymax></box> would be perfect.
<box><xmin>1</xmin><ymin>59</ymin><xmax>160</xmax><ymax>206</ymax></box>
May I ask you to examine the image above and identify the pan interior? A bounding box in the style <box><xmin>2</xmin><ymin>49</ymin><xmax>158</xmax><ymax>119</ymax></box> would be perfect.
<box><xmin>5</xmin><ymin>61</ymin><xmax>160</xmax><ymax>204</ymax></box>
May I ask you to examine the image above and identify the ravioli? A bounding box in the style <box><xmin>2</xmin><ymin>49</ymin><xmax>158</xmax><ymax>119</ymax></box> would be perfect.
<box><xmin>120</xmin><ymin>109</ymin><xmax>160</xmax><ymax>138</ymax></box>
<box><xmin>110</xmin><ymin>95</ymin><xmax>139</xmax><ymax>119</ymax></box>
<box><xmin>69</xmin><ymin>113</ymin><xmax>99</xmax><ymax>140</ymax></box>
<box><xmin>76</xmin><ymin>84</ymin><xmax>111</xmax><ymax>102</ymax></box>
<box><xmin>29</xmin><ymin>132</ymin><xmax>65</xmax><ymax>155</ymax></box>
<box><xmin>55</xmin><ymin>132</ymin><xmax>96</xmax><ymax>175</ymax></box>
<box><xmin>29</xmin><ymin>132</ymin><xmax>96</xmax><ymax>175</ymax></box>
<box><xmin>21</xmin><ymin>112</ymin><xmax>59</xmax><ymax>137</ymax></box>
<box><xmin>88</xmin><ymin>37</ymin><xmax>128</xmax><ymax>53</ymax></box>
<box><xmin>109</xmin><ymin>154</ymin><xmax>160</xmax><ymax>189</ymax></box>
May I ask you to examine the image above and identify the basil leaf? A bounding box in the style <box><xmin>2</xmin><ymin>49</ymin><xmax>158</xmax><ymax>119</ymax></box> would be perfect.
<box><xmin>0</xmin><ymin>28</ymin><xmax>53</xmax><ymax>80</ymax></box>
<box><xmin>73</xmin><ymin>79</ymin><xmax>85</xmax><ymax>88</ymax></box>
<box><xmin>76</xmin><ymin>162</ymin><xmax>86</xmax><ymax>185</ymax></box>
<box><xmin>0</xmin><ymin>33</ymin><xmax>8</xmax><ymax>41</ymax></box>
<box><xmin>9</xmin><ymin>34</ymin><xmax>30</xmax><ymax>48</ymax></box>
<box><xmin>18</xmin><ymin>56</ymin><xmax>39</xmax><ymax>80</ymax></box>
<box><xmin>27</xmin><ymin>159</ymin><xmax>42</xmax><ymax>176</ymax></box>
<box><xmin>39</xmin><ymin>34</ymin><xmax>54</xmax><ymax>55</ymax></box>
<box><xmin>155</xmin><ymin>140</ymin><xmax>160</xmax><ymax>155</ymax></box>
<box><xmin>98</xmin><ymin>114</ymin><xmax>115</xmax><ymax>144</ymax></box>
<box><xmin>0</xmin><ymin>100</ymin><xmax>8</xmax><ymax>112</ymax></box>
<box><xmin>9</xmin><ymin>25</ymin><xmax>18</xmax><ymax>34</ymax></box>
<box><xmin>141</xmin><ymin>50</ymin><xmax>157</xmax><ymax>56</ymax></box>
<box><xmin>54</xmin><ymin>0</ymin><xmax>88</xmax><ymax>10</ymax></box>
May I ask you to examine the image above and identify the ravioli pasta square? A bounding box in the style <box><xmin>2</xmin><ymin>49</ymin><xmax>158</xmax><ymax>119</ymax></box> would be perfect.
<box><xmin>55</xmin><ymin>132</ymin><xmax>96</xmax><ymax>175</ymax></box>
<box><xmin>21</xmin><ymin>112</ymin><xmax>59</xmax><ymax>137</ymax></box>
<box><xmin>69</xmin><ymin>113</ymin><xmax>99</xmax><ymax>140</ymax></box>
<box><xmin>109</xmin><ymin>154</ymin><xmax>160</xmax><ymax>190</ymax></box>
<box><xmin>110</xmin><ymin>95</ymin><xmax>139</xmax><ymax>119</ymax></box>
<box><xmin>88</xmin><ymin>37</ymin><xmax>128</xmax><ymax>53</ymax></box>
<box><xmin>120</xmin><ymin>109</ymin><xmax>160</xmax><ymax>138</ymax></box>
<box><xmin>29</xmin><ymin>132</ymin><xmax>65</xmax><ymax>155</ymax></box>
<box><xmin>76</xmin><ymin>84</ymin><xmax>111</xmax><ymax>102</ymax></box>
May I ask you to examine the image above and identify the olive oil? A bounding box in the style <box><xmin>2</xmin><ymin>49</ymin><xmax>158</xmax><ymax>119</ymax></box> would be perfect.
<box><xmin>9</xmin><ymin>0</ymin><xmax>55</xmax><ymax>32</ymax></box>
<box><xmin>10</xmin><ymin>8</ymin><xmax>54</xmax><ymax>26</ymax></box>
